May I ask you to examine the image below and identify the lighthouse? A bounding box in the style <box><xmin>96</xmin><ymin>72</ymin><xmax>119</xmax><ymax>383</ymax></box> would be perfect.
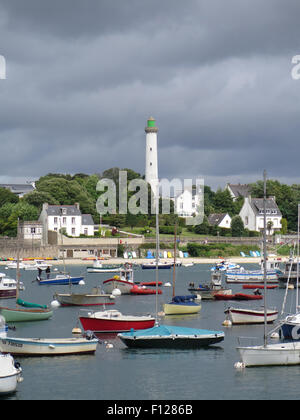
<box><xmin>145</xmin><ymin>116</ymin><xmax>159</xmax><ymax>197</ymax></box>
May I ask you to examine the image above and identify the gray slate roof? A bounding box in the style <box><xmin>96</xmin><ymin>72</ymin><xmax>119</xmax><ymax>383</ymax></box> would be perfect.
<box><xmin>82</xmin><ymin>214</ymin><xmax>95</xmax><ymax>225</ymax></box>
<box><xmin>46</xmin><ymin>205</ymin><xmax>82</xmax><ymax>216</ymax></box>
<box><xmin>208</xmin><ymin>213</ymin><xmax>227</xmax><ymax>226</ymax></box>
<box><xmin>228</xmin><ymin>184</ymin><xmax>250</xmax><ymax>198</ymax></box>
<box><xmin>250</xmin><ymin>198</ymin><xmax>282</xmax><ymax>215</ymax></box>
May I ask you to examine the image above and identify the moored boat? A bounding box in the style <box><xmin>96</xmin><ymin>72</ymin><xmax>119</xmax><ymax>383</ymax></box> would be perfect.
<box><xmin>0</xmin><ymin>353</ymin><xmax>22</xmax><ymax>394</ymax></box>
<box><xmin>102</xmin><ymin>267</ymin><xmax>135</xmax><ymax>294</ymax></box>
<box><xmin>0</xmin><ymin>274</ymin><xmax>24</xmax><ymax>299</ymax></box>
<box><xmin>163</xmin><ymin>295</ymin><xmax>201</xmax><ymax>315</ymax></box>
<box><xmin>0</xmin><ymin>335</ymin><xmax>98</xmax><ymax>356</ymax></box>
<box><xmin>0</xmin><ymin>305</ymin><xmax>53</xmax><ymax>322</ymax></box>
<box><xmin>79</xmin><ymin>309</ymin><xmax>155</xmax><ymax>333</ymax></box>
<box><xmin>214</xmin><ymin>292</ymin><xmax>263</xmax><ymax>301</ymax></box>
<box><xmin>118</xmin><ymin>325</ymin><xmax>224</xmax><ymax>349</ymax></box>
<box><xmin>130</xmin><ymin>285</ymin><xmax>162</xmax><ymax>295</ymax></box>
<box><xmin>225</xmin><ymin>306</ymin><xmax>278</xmax><ymax>324</ymax></box>
<box><xmin>37</xmin><ymin>273</ymin><xmax>84</xmax><ymax>285</ymax></box>
<box><xmin>53</xmin><ymin>287</ymin><xmax>115</xmax><ymax>307</ymax></box>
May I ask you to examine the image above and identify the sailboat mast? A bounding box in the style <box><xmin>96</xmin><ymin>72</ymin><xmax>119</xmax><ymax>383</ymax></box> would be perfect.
<box><xmin>297</xmin><ymin>204</ymin><xmax>299</xmax><ymax>312</ymax></box>
<box><xmin>155</xmin><ymin>186</ymin><xmax>159</xmax><ymax>326</ymax></box>
<box><xmin>16</xmin><ymin>217</ymin><xmax>20</xmax><ymax>304</ymax></box>
<box><xmin>173</xmin><ymin>223</ymin><xmax>177</xmax><ymax>298</ymax></box>
<box><xmin>263</xmin><ymin>170</ymin><xmax>267</xmax><ymax>347</ymax></box>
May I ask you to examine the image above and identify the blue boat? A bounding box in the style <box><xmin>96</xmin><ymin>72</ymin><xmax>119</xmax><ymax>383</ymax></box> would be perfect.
<box><xmin>118</xmin><ymin>324</ymin><xmax>224</xmax><ymax>349</ymax></box>
<box><xmin>280</xmin><ymin>314</ymin><xmax>300</xmax><ymax>340</ymax></box>
<box><xmin>37</xmin><ymin>274</ymin><xmax>84</xmax><ymax>286</ymax></box>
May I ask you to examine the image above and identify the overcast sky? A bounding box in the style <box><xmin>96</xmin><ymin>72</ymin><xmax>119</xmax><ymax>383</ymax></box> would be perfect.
<box><xmin>0</xmin><ymin>0</ymin><xmax>300</xmax><ymax>190</ymax></box>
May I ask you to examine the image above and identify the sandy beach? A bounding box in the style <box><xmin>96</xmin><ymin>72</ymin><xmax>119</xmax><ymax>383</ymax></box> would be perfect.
<box><xmin>0</xmin><ymin>256</ymin><xmax>273</xmax><ymax>266</ymax></box>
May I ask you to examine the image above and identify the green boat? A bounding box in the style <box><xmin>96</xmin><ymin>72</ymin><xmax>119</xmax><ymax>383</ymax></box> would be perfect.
<box><xmin>0</xmin><ymin>301</ymin><xmax>53</xmax><ymax>322</ymax></box>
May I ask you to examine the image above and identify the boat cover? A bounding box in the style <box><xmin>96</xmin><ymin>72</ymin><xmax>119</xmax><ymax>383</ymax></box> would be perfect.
<box><xmin>121</xmin><ymin>324</ymin><xmax>224</xmax><ymax>338</ymax></box>
<box><xmin>16</xmin><ymin>299</ymin><xmax>47</xmax><ymax>309</ymax></box>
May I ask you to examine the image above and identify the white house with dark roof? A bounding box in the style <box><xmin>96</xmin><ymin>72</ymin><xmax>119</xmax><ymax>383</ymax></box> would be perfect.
<box><xmin>208</xmin><ymin>213</ymin><xmax>232</xmax><ymax>229</ymax></box>
<box><xmin>172</xmin><ymin>188</ymin><xmax>201</xmax><ymax>218</ymax></box>
<box><xmin>226</xmin><ymin>183</ymin><xmax>251</xmax><ymax>201</ymax></box>
<box><xmin>239</xmin><ymin>196</ymin><xmax>282</xmax><ymax>234</ymax></box>
<box><xmin>39</xmin><ymin>203</ymin><xmax>95</xmax><ymax>243</ymax></box>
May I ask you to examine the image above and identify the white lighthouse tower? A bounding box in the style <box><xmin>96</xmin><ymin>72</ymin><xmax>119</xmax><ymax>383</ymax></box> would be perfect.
<box><xmin>145</xmin><ymin>116</ymin><xmax>159</xmax><ymax>197</ymax></box>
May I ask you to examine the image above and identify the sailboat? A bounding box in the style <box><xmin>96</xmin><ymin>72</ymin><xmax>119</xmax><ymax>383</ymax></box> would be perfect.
<box><xmin>0</xmin><ymin>220</ymin><xmax>53</xmax><ymax>323</ymax></box>
<box><xmin>118</xmin><ymin>187</ymin><xmax>224</xmax><ymax>349</ymax></box>
<box><xmin>236</xmin><ymin>171</ymin><xmax>300</xmax><ymax>367</ymax></box>
<box><xmin>163</xmin><ymin>224</ymin><xmax>201</xmax><ymax>315</ymax></box>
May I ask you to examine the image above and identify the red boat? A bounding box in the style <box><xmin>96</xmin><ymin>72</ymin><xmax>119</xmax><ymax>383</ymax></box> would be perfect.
<box><xmin>242</xmin><ymin>284</ymin><xmax>278</xmax><ymax>290</ymax></box>
<box><xmin>214</xmin><ymin>293</ymin><xmax>263</xmax><ymax>301</ymax></box>
<box><xmin>130</xmin><ymin>285</ymin><xmax>162</xmax><ymax>295</ymax></box>
<box><xmin>139</xmin><ymin>281</ymin><xmax>163</xmax><ymax>287</ymax></box>
<box><xmin>79</xmin><ymin>309</ymin><xmax>156</xmax><ymax>333</ymax></box>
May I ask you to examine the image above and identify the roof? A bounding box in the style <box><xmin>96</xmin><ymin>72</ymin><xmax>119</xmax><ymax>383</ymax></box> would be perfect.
<box><xmin>0</xmin><ymin>184</ymin><xmax>35</xmax><ymax>194</ymax></box>
<box><xmin>208</xmin><ymin>213</ymin><xmax>228</xmax><ymax>226</ymax></box>
<box><xmin>250</xmin><ymin>198</ymin><xmax>282</xmax><ymax>215</ymax></box>
<box><xmin>46</xmin><ymin>205</ymin><xmax>82</xmax><ymax>216</ymax></box>
<box><xmin>227</xmin><ymin>184</ymin><xmax>250</xmax><ymax>198</ymax></box>
<box><xmin>81</xmin><ymin>214</ymin><xmax>95</xmax><ymax>225</ymax></box>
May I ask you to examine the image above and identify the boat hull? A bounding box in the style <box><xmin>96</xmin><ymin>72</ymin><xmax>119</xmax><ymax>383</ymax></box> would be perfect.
<box><xmin>237</xmin><ymin>342</ymin><xmax>300</xmax><ymax>366</ymax></box>
<box><xmin>55</xmin><ymin>293</ymin><xmax>115</xmax><ymax>307</ymax></box>
<box><xmin>141</xmin><ymin>264</ymin><xmax>172</xmax><ymax>270</ymax></box>
<box><xmin>0</xmin><ymin>336</ymin><xmax>98</xmax><ymax>356</ymax></box>
<box><xmin>280</xmin><ymin>320</ymin><xmax>300</xmax><ymax>340</ymax></box>
<box><xmin>163</xmin><ymin>302</ymin><xmax>201</xmax><ymax>315</ymax></box>
<box><xmin>0</xmin><ymin>290</ymin><xmax>16</xmax><ymax>299</ymax></box>
<box><xmin>225</xmin><ymin>271</ymin><xmax>278</xmax><ymax>284</ymax></box>
<box><xmin>102</xmin><ymin>279</ymin><xmax>134</xmax><ymax>294</ymax></box>
<box><xmin>188</xmin><ymin>288</ymin><xmax>232</xmax><ymax>300</ymax></box>
<box><xmin>0</xmin><ymin>307</ymin><xmax>53</xmax><ymax>322</ymax></box>
<box><xmin>225</xmin><ymin>308</ymin><xmax>278</xmax><ymax>324</ymax></box>
<box><xmin>38</xmin><ymin>276</ymin><xmax>84</xmax><ymax>285</ymax></box>
<box><xmin>0</xmin><ymin>355</ymin><xmax>22</xmax><ymax>394</ymax></box>
<box><xmin>79</xmin><ymin>313</ymin><xmax>155</xmax><ymax>333</ymax></box>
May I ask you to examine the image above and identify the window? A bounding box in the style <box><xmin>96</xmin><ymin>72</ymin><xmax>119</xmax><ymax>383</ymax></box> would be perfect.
<box><xmin>72</xmin><ymin>217</ymin><xmax>75</xmax><ymax>224</ymax></box>
<box><xmin>84</xmin><ymin>228</ymin><xmax>88</xmax><ymax>235</ymax></box>
<box><xmin>62</xmin><ymin>208</ymin><xmax>67</xmax><ymax>215</ymax></box>
<box><xmin>150</xmin><ymin>162</ymin><xmax>152</xmax><ymax>166</ymax></box>
<box><xmin>245</xmin><ymin>216</ymin><xmax>248</xmax><ymax>225</ymax></box>
<box><xmin>54</xmin><ymin>217</ymin><xmax>58</xmax><ymax>224</ymax></box>
<box><xmin>62</xmin><ymin>217</ymin><xmax>67</xmax><ymax>225</ymax></box>
<box><xmin>150</xmin><ymin>147</ymin><xmax>152</xmax><ymax>151</ymax></box>
<box><xmin>72</xmin><ymin>228</ymin><xmax>75</xmax><ymax>235</ymax></box>
<box><xmin>30</xmin><ymin>227</ymin><xmax>36</xmax><ymax>234</ymax></box>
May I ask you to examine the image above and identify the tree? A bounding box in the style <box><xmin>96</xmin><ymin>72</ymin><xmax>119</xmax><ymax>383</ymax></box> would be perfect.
<box><xmin>194</xmin><ymin>215</ymin><xmax>210</xmax><ymax>235</ymax></box>
<box><xmin>231</xmin><ymin>215</ymin><xmax>245</xmax><ymax>237</ymax></box>
<box><xmin>213</xmin><ymin>189</ymin><xmax>235</xmax><ymax>215</ymax></box>
<box><xmin>0</xmin><ymin>187</ymin><xmax>19</xmax><ymax>207</ymax></box>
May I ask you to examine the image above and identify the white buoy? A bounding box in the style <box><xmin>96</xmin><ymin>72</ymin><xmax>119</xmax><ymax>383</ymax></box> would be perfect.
<box><xmin>164</xmin><ymin>282</ymin><xmax>171</xmax><ymax>287</ymax></box>
<box><xmin>270</xmin><ymin>332</ymin><xmax>280</xmax><ymax>339</ymax></box>
<box><xmin>223</xmin><ymin>319</ymin><xmax>232</xmax><ymax>327</ymax></box>
<box><xmin>112</xmin><ymin>288</ymin><xmax>121</xmax><ymax>296</ymax></box>
<box><xmin>109</xmin><ymin>295</ymin><xmax>116</xmax><ymax>299</ymax></box>
<box><xmin>79</xmin><ymin>280</ymin><xmax>85</xmax><ymax>286</ymax></box>
<box><xmin>105</xmin><ymin>343</ymin><xmax>114</xmax><ymax>349</ymax></box>
<box><xmin>72</xmin><ymin>327</ymin><xmax>82</xmax><ymax>335</ymax></box>
<box><xmin>50</xmin><ymin>300</ymin><xmax>61</xmax><ymax>308</ymax></box>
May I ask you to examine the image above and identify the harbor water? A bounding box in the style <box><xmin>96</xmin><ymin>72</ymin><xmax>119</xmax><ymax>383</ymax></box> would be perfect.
<box><xmin>1</xmin><ymin>262</ymin><xmax>300</xmax><ymax>401</ymax></box>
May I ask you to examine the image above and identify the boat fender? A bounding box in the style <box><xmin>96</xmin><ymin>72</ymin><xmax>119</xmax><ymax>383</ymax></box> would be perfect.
<box><xmin>14</xmin><ymin>361</ymin><xmax>21</xmax><ymax>370</ymax></box>
<box><xmin>49</xmin><ymin>344</ymin><xmax>55</xmax><ymax>349</ymax></box>
<box><xmin>85</xmin><ymin>330</ymin><xmax>96</xmax><ymax>340</ymax></box>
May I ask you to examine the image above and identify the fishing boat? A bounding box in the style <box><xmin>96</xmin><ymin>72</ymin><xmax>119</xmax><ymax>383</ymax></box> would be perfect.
<box><xmin>102</xmin><ymin>266</ymin><xmax>135</xmax><ymax>294</ymax></box>
<box><xmin>118</xmin><ymin>324</ymin><xmax>224</xmax><ymax>349</ymax></box>
<box><xmin>188</xmin><ymin>271</ymin><xmax>232</xmax><ymax>300</ymax></box>
<box><xmin>0</xmin><ymin>335</ymin><xmax>98</xmax><ymax>356</ymax></box>
<box><xmin>0</xmin><ymin>273</ymin><xmax>24</xmax><ymax>299</ymax></box>
<box><xmin>0</xmin><ymin>353</ymin><xmax>22</xmax><ymax>394</ymax></box>
<box><xmin>53</xmin><ymin>287</ymin><xmax>116</xmax><ymax>307</ymax></box>
<box><xmin>225</xmin><ymin>267</ymin><xmax>279</xmax><ymax>284</ymax></box>
<box><xmin>79</xmin><ymin>309</ymin><xmax>156</xmax><ymax>333</ymax></box>
<box><xmin>86</xmin><ymin>260</ymin><xmax>122</xmax><ymax>273</ymax></box>
<box><xmin>278</xmin><ymin>261</ymin><xmax>300</xmax><ymax>288</ymax></box>
<box><xmin>118</xmin><ymin>186</ymin><xmax>224</xmax><ymax>349</ymax></box>
<box><xmin>37</xmin><ymin>273</ymin><xmax>84</xmax><ymax>286</ymax></box>
<box><xmin>225</xmin><ymin>306</ymin><xmax>278</xmax><ymax>325</ymax></box>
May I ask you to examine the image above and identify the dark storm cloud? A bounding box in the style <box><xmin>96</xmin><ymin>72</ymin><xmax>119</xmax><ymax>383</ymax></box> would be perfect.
<box><xmin>0</xmin><ymin>0</ymin><xmax>300</xmax><ymax>189</ymax></box>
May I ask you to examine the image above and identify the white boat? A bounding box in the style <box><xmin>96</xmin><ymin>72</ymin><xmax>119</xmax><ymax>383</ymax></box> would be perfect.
<box><xmin>6</xmin><ymin>261</ymin><xmax>25</xmax><ymax>270</ymax></box>
<box><xmin>0</xmin><ymin>353</ymin><xmax>22</xmax><ymax>394</ymax></box>
<box><xmin>226</xmin><ymin>260</ymin><xmax>281</xmax><ymax>284</ymax></box>
<box><xmin>102</xmin><ymin>267</ymin><xmax>135</xmax><ymax>294</ymax></box>
<box><xmin>0</xmin><ymin>335</ymin><xmax>98</xmax><ymax>356</ymax></box>
<box><xmin>237</xmin><ymin>341</ymin><xmax>300</xmax><ymax>367</ymax></box>
<box><xmin>53</xmin><ymin>287</ymin><xmax>115</xmax><ymax>307</ymax></box>
<box><xmin>225</xmin><ymin>307</ymin><xmax>278</xmax><ymax>325</ymax></box>
<box><xmin>23</xmin><ymin>260</ymin><xmax>52</xmax><ymax>271</ymax></box>
<box><xmin>0</xmin><ymin>273</ymin><xmax>24</xmax><ymax>299</ymax></box>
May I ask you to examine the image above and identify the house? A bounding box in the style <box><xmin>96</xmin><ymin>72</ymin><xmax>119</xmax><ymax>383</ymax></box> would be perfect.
<box><xmin>0</xmin><ymin>182</ymin><xmax>35</xmax><ymax>198</ymax></box>
<box><xmin>172</xmin><ymin>188</ymin><xmax>201</xmax><ymax>218</ymax></box>
<box><xmin>226</xmin><ymin>183</ymin><xmax>250</xmax><ymax>201</ymax></box>
<box><xmin>239</xmin><ymin>196</ymin><xmax>282</xmax><ymax>234</ymax></box>
<box><xmin>18</xmin><ymin>221</ymin><xmax>43</xmax><ymax>243</ymax></box>
<box><xmin>208</xmin><ymin>213</ymin><xmax>232</xmax><ymax>229</ymax></box>
<box><xmin>39</xmin><ymin>203</ymin><xmax>95</xmax><ymax>244</ymax></box>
